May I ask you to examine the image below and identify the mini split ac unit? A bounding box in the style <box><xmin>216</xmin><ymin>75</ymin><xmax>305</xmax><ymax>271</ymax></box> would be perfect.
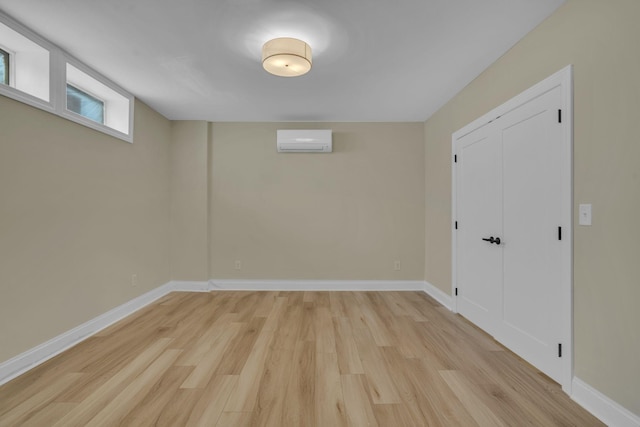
<box><xmin>277</xmin><ymin>129</ymin><xmax>332</xmax><ymax>153</ymax></box>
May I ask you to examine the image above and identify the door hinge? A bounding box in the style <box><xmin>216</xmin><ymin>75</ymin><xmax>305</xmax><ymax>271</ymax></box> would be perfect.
<box><xmin>455</xmin><ymin>288</ymin><xmax>458</xmax><ymax>296</ymax></box>
<box><xmin>455</xmin><ymin>221</ymin><xmax>458</xmax><ymax>230</ymax></box>
<box><xmin>558</xmin><ymin>226</ymin><xmax>562</xmax><ymax>241</ymax></box>
<box><xmin>454</xmin><ymin>154</ymin><xmax>457</xmax><ymax>163</ymax></box>
<box><xmin>558</xmin><ymin>109</ymin><xmax>562</xmax><ymax>123</ymax></box>
<box><xmin>558</xmin><ymin>343</ymin><xmax>562</xmax><ymax>358</ymax></box>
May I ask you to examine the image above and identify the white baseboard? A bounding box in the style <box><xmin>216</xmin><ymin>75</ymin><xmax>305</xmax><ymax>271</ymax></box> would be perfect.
<box><xmin>0</xmin><ymin>281</ymin><xmax>178</xmax><ymax>387</ymax></box>
<box><xmin>572</xmin><ymin>377</ymin><xmax>640</xmax><ymax>427</ymax></box>
<box><xmin>209</xmin><ymin>279</ymin><xmax>426</xmax><ymax>291</ymax></box>
<box><xmin>172</xmin><ymin>281</ymin><xmax>210</xmax><ymax>292</ymax></box>
<box><xmin>422</xmin><ymin>280</ymin><xmax>454</xmax><ymax>310</ymax></box>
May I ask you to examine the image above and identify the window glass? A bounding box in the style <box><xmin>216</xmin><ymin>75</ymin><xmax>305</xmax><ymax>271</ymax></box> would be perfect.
<box><xmin>0</xmin><ymin>47</ymin><xmax>8</xmax><ymax>85</ymax></box>
<box><xmin>66</xmin><ymin>84</ymin><xmax>104</xmax><ymax>124</ymax></box>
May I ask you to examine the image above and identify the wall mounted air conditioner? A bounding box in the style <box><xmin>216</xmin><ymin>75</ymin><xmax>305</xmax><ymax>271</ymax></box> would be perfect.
<box><xmin>277</xmin><ymin>129</ymin><xmax>332</xmax><ymax>153</ymax></box>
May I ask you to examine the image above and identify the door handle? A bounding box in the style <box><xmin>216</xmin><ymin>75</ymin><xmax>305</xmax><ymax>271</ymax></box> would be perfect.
<box><xmin>482</xmin><ymin>236</ymin><xmax>502</xmax><ymax>245</ymax></box>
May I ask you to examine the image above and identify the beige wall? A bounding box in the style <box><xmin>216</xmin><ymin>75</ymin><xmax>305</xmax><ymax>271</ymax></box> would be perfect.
<box><xmin>0</xmin><ymin>97</ymin><xmax>172</xmax><ymax>363</ymax></box>
<box><xmin>170</xmin><ymin>121</ymin><xmax>209</xmax><ymax>281</ymax></box>
<box><xmin>209</xmin><ymin>122</ymin><xmax>425</xmax><ymax>280</ymax></box>
<box><xmin>4</xmin><ymin>0</ymin><xmax>636</xmax><ymax>416</ymax></box>
<box><xmin>424</xmin><ymin>0</ymin><xmax>640</xmax><ymax>414</ymax></box>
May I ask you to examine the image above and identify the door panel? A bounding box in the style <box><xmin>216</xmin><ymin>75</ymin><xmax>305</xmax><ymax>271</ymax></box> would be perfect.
<box><xmin>500</xmin><ymin>87</ymin><xmax>563</xmax><ymax>382</ymax></box>
<box><xmin>456</xmin><ymin>123</ymin><xmax>502</xmax><ymax>335</ymax></box>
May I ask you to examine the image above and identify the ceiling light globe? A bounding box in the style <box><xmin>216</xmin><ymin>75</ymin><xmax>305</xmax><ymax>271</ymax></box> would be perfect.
<box><xmin>262</xmin><ymin>37</ymin><xmax>312</xmax><ymax>77</ymax></box>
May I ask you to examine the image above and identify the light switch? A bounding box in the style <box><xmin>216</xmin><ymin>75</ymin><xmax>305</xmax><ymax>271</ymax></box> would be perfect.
<box><xmin>579</xmin><ymin>204</ymin><xmax>592</xmax><ymax>226</ymax></box>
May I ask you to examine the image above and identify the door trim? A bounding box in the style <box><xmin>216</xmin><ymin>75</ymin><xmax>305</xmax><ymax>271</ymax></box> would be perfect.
<box><xmin>451</xmin><ymin>65</ymin><xmax>573</xmax><ymax>393</ymax></box>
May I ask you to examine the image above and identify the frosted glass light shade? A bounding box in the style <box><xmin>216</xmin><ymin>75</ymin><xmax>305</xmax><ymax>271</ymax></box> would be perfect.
<box><xmin>262</xmin><ymin>37</ymin><xmax>312</xmax><ymax>77</ymax></box>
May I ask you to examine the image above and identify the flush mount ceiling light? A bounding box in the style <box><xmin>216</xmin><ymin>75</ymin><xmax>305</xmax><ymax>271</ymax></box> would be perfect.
<box><xmin>262</xmin><ymin>37</ymin><xmax>312</xmax><ymax>77</ymax></box>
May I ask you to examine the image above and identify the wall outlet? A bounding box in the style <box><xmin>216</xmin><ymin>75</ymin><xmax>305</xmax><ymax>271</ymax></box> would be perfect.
<box><xmin>131</xmin><ymin>274</ymin><xmax>138</xmax><ymax>287</ymax></box>
<box><xmin>394</xmin><ymin>261</ymin><xmax>401</xmax><ymax>271</ymax></box>
<box><xmin>234</xmin><ymin>260</ymin><xmax>242</xmax><ymax>270</ymax></box>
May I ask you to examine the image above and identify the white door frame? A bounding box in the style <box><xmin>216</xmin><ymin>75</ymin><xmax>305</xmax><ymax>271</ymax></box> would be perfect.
<box><xmin>451</xmin><ymin>65</ymin><xmax>573</xmax><ymax>393</ymax></box>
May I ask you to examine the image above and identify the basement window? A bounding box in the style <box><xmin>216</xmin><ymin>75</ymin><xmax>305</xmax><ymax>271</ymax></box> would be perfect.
<box><xmin>63</xmin><ymin>62</ymin><xmax>132</xmax><ymax>139</ymax></box>
<box><xmin>0</xmin><ymin>47</ymin><xmax>9</xmax><ymax>85</ymax></box>
<box><xmin>0</xmin><ymin>19</ymin><xmax>50</xmax><ymax>103</ymax></box>
<box><xmin>0</xmin><ymin>11</ymin><xmax>134</xmax><ymax>142</ymax></box>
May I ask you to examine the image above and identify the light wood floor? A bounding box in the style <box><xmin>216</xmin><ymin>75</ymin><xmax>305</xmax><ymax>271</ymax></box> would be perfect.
<box><xmin>0</xmin><ymin>291</ymin><xmax>603</xmax><ymax>426</ymax></box>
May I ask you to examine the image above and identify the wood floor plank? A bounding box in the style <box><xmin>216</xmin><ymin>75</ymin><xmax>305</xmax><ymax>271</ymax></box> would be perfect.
<box><xmin>333</xmin><ymin>316</ymin><xmax>364</xmax><ymax>375</ymax></box>
<box><xmin>299</xmin><ymin>301</ymin><xmax>316</xmax><ymax>342</ymax></box>
<box><xmin>223</xmin><ymin>328</ymin><xmax>275</xmax><ymax>412</ymax></box>
<box><xmin>313</xmin><ymin>291</ymin><xmax>331</xmax><ymax>309</ymax></box>
<box><xmin>212</xmin><ymin>317</ymin><xmax>265</xmax><ymax>375</ymax></box>
<box><xmin>176</xmin><ymin>312</ymin><xmax>239</xmax><ymax>367</ymax></box>
<box><xmin>379</xmin><ymin>346</ymin><xmax>431</xmax><ymax>426</ymax></box>
<box><xmin>373</xmin><ymin>404</ymin><xmax>422</xmax><ymax>427</ymax></box>
<box><xmin>353</xmin><ymin>292</ymin><xmax>395</xmax><ymax>346</ymax></box>
<box><xmin>0</xmin><ymin>291</ymin><xmax>604</xmax><ymax>427</ymax></box>
<box><xmin>341</xmin><ymin>374</ymin><xmax>378</xmax><ymax>427</ymax></box>
<box><xmin>249</xmin><ymin>316</ymin><xmax>299</xmax><ymax>427</ymax></box>
<box><xmin>281</xmin><ymin>340</ymin><xmax>315</xmax><ymax>426</ymax></box>
<box><xmin>407</xmin><ymin>358</ymin><xmax>480</xmax><ymax>426</ymax></box>
<box><xmin>344</xmin><ymin>292</ymin><xmax>369</xmax><ymax>331</ymax></box>
<box><xmin>146</xmin><ymin>387</ymin><xmax>202</xmax><ymax>427</ymax></box>
<box><xmin>118</xmin><ymin>365</ymin><xmax>193</xmax><ymax>426</ymax></box>
<box><xmin>440</xmin><ymin>369</ymin><xmax>507</xmax><ymax>427</ymax></box>
<box><xmin>163</xmin><ymin>294</ymin><xmax>222</xmax><ymax>349</ymax></box>
<box><xmin>216</xmin><ymin>411</ymin><xmax>253</xmax><ymax>427</ymax></box>
<box><xmin>380</xmin><ymin>291</ymin><xmax>430</xmax><ymax>322</ymax></box>
<box><xmin>303</xmin><ymin>291</ymin><xmax>316</xmax><ymax>303</ymax></box>
<box><xmin>315</xmin><ymin>352</ymin><xmax>348</xmax><ymax>427</ymax></box>
<box><xmin>251</xmin><ymin>291</ymin><xmax>280</xmax><ymax>317</ymax></box>
<box><xmin>315</xmin><ymin>306</ymin><xmax>336</xmax><ymax>354</ymax></box>
<box><xmin>473</xmin><ymin>350</ymin><xmax>603</xmax><ymax>426</ymax></box>
<box><xmin>385</xmin><ymin>313</ymin><xmax>433</xmax><ymax>359</ymax></box>
<box><xmin>352</xmin><ymin>326</ymin><xmax>402</xmax><ymax>404</ymax></box>
<box><xmin>184</xmin><ymin>375</ymin><xmax>238</xmax><ymax>427</ymax></box>
<box><xmin>281</xmin><ymin>291</ymin><xmax>303</xmax><ymax>307</ymax></box>
<box><xmin>474</xmin><ymin>382</ymin><xmax>545</xmax><ymax>427</ymax></box>
<box><xmin>180</xmin><ymin>322</ymin><xmax>243</xmax><ymax>389</ymax></box>
<box><xmin>261</xmin><ymin>296</ymin><xmax>288</xmax><ymax>332</ymax></box>
<box><xmin>0</xmin><ymin>373</ymin><xmax>83</xmax><ymax>427</ymax></box>
<box><xmin>84</xmin><ymin>349</ymin><xmax>182</xmax><ymax>426</ymax></box>
<box><xmin>329</xmin><ymin>292</ymin><xmax>349</xmax><ymax>318</ymax></box>
<box><xmin>19</xmin><ymin>402</ymin><xmax>77</xmax><ymax>427</ymax></box>
<box><xmin>50</xmin><ymin>337</ymin><xmax>174</xmax><ymax>427</ymax></box>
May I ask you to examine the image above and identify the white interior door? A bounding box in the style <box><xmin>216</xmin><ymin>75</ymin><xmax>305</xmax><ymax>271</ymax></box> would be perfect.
<box><xmin>454</xmin><ymin>78</ymin><xmax>569</xmax><ymax>385</ymax></box>
<box><xmin>456</xmin><ymin>123</ymin><xmax>502</xmax><ymax>335</ymax></box>
<box><xmin>498</xmin><ymin>87</ymin><xmax>564</xmax><ymax>382</ymax></box>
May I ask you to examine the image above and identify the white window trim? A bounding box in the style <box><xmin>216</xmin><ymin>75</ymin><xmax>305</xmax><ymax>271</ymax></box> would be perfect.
<box><xmin>0</xmin><ymin>11</ymin><xmax>135</xmax><ymax>143</ymax></box>
<box><xmin>0</xmin><ymin>12</ymin><xmax>54</xmax><ymax>113</ymax></box>
<box><xmin>61</xmin><ymin>55</ymin><xmax>134</xmax><ymax>142</ymax></box>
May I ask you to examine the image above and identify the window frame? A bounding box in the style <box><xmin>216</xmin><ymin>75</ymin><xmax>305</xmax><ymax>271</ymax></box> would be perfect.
<box><xmin>61</xmin><ymin>55</ymin><xmax>134</xmax><ymax>142</ymax></box>
<box><xmin>0</xmin><ymin>46</ymin><xmax>10</xmax><ymax>85</ymax></box>
<box><xmin>0</xmin><ymin>13</ymin><xmax>55</xmax><ymax>112</ymax></box>
<box><xmin>0</xmin><ymin>11</ymin><xmax>134</xmax><ymax>143</ymax></box>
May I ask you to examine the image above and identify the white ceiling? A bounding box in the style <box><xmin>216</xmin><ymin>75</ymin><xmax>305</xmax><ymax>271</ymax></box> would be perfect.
<box><xmin>0</xmin><ymin>0</ymin><xmax>564</xmax><ymax>122</ymax></box>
